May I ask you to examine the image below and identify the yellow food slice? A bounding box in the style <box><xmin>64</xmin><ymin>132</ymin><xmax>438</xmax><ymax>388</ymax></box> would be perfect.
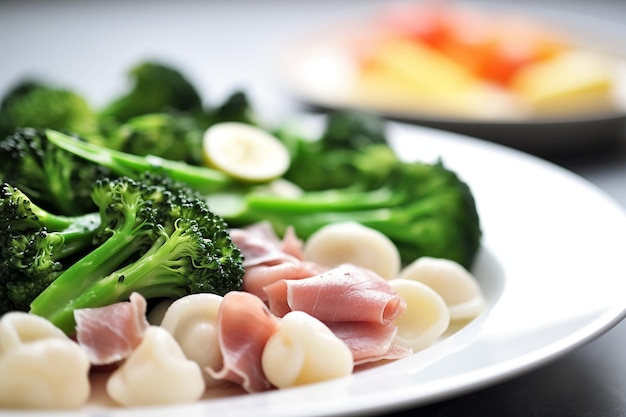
<box><xmin>509</xmin><ymin>49</ymin><xmax>618</xmax><ymax>116</ymax></box>
<box><xmin>353</xmin><ymin>37</ymin><xmax>518</xmax><ymax>118</ymax></box>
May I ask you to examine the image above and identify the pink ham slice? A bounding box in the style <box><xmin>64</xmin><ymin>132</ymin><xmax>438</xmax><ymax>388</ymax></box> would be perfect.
<box><xmin>207</xmin><ymin>291</ymin><xmax>280</xmax><ymax>393</ymax></box>
<box><xmin>230</xmin><ymin>222</ymin><xmax>325</xmax><ymax>301</ymax></box>
<box><xmin>328</xmin><ymin>321</ymin><xmax>412</xmax><ymax>365</ymax></box>
<box><xmin>263</xmin><ymin>264</ymin><xmax>410</xmax><ymax>365</ymax></box>
<box><xmin>264</xmin><ymin>263</ymin><xmax>406</xmax><ymax>324</ymax></box>
<box><xmin>242</xmin><ymin>260</ymin><xmax>325</xmax><ymax>302</ymax></box>
<box><xmin>229</xmin><ymin>222</ymin><xmax>302</xmax><ymax>267</ymax></box>
<box><xmin>74</xmin><ymin>292</ymin><xmax>149</xmax><ymax>365</ymax></box>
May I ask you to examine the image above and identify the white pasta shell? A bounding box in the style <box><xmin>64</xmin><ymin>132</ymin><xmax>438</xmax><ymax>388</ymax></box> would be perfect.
<box><xmin>400</xmin><ymin>256</ymin><xmax>485</xmax><ymax>320</ymax></box>
<box><xmin>160</xmin><ymin>293</ymin><xmax>224</xmax><ymax>386</ymax></box>
<box><xmin>262</xmin><ymin>311</ymin><xmax>353</xmax><ymax>388</ymax></box>
<box><xmin>106</xmin><ymin>326</ymin><xmax>206</xmax><ymax>406</ymax></box>
<box><xmin>0</xmin><ymin>312</ymin><xmax>91</xmax><ymax>409</ymax></box>
<box><xmin>388</xmin><ymin>279</ymin><xmax>450</xmax><ymax>352</ymax></box>
<box><xmin>303</xmin><ymin>221</ymin><xmax>401</xmax><ymax>280</ymax></box>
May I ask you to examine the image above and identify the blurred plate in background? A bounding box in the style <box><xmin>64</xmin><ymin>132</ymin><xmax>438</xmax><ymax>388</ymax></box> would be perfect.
<box><xmin>281</xmin><ymin>2</ymin><xmax>626</xmax><ymax>157</ymax></box>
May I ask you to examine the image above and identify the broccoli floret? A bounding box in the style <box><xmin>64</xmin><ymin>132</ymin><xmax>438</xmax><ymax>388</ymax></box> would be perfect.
<box><xmin>279</xmin><ymin>110</ymin><xmax>391</xmax><ymax>191</ymax></box>
<box><xmin>0</xmin><ymin>182</ymin><xmax>100</xmax><ymax>235</ymax></box>
<box><xmin>320</xmin><ymin>109</ymin><xmax>387</xmax><ymax>150</ymax></box>
<box><xmin>0</xmin><ymin>128</ymin><xmax>111</xmax><ymax>215</ymax></box>
<box><xmin>29</xmin><ymin>176</ymin><xmax>244</xmax><ymax>334</ymax></box>
<box><xmin>0</xmin><ymin>80</ymin><xmax>101</xmax><ymax>139</ymax></box>
<box><xmin>100</xmin><ymin>61</ymin><xmax>204</xmax><ymax>123</ymax></box>
<box><xmin>107</xmin><ymin>112</ymin><xmax>205</xmax><ymax>164</ymax></box>
<box><xmin>100</xmin><ymin>90</ymin><xmax>259</xmax><ymax>166</ymax></box>
<box><xmin>0</xmin><ymin>183</ymin><xmax>101</xmax><ymax>313</ymax></box>
<box><xmin>210</xmin><ymin>90</ymin><xmax>258</xmax><ymax>126</ymax></box>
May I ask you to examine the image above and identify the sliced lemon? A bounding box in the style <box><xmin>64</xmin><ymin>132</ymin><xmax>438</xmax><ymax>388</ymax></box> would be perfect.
<box><xmin>202</xmin><ymin>122</ymin><xmax>290</xmax><ymax>182</ymax></box>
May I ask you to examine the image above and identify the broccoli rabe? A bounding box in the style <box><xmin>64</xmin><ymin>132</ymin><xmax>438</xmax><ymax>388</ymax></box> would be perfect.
<box><xmin>28</xmin><ymin>175</ymin><xmax>244</xmax><ymax>334</ymax></box>
<box><xmin>0</xmin><ymin>183</ymin><xmax>101</xmax><ymax>313</ymax></box>
<box><xmin>0</xmin><ymin>81</ymin><xmax>101</xmax><ymax>140</ymax></box>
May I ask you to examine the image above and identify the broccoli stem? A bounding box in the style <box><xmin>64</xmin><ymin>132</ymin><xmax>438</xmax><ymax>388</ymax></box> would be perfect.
<box><xmin>45</xmin><ymin>129</ymin><xmax>233</xmax><ymax>194</ymax></box>
<box><xmin>31</xmin><ymin>223</ymin><xmax>193</xmax><ymax>333</ymax></box>
<box><xmin>224</xmin><ymin>164</ymin><xmax>480</xmax><ymax>268</ymax></box>
<box><xmin>46</xmin><ymin>227</ymin><xmax>98</xmax><ymax>261</ymax></box>
<box><xmin>29</xmin><ymin>208</ymin><xmax>155</xmax><ymax>327</ymax></box>
<box><xmin>14</xmin><ymin>198</ymin><xmax>99</xmax><ymax>233</ymax></box>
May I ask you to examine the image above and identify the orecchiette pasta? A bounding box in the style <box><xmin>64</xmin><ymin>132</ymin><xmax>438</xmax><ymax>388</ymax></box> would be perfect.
<box><xmin>0</xmin><ymin>312</ymin><xmax>91</xmax><ymax>409</ymax></box>
<box><xmin>160</xmin><ymin>293</ymin><xmax>224</xmax><ymax>386</ymax></box>
<box><xmin>388</xmin><ymin>278</ymin><xmax>450</xmax><ymax>351</ymax></box>
<box><xmin>303</xmin><ymin>221</ymin><xmax>401</xmax><ymax>280</ymax></box>
<box><xmin>106</xmin><ymin>325</ymin><xmax>206</xmax><ymax>406</ymax></box>
<box><xmin>262</xmin><ymin>311</ymin><xmax>354</xmax><ymax>389</ymax></box>
<box><xmin>400</xmin><ymin>256</ymin><xmax>485</xmax><ymax>320</ymax></box>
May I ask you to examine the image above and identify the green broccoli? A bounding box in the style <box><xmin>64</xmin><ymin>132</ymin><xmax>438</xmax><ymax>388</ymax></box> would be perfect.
<box><xmin>99</xmin><ymin>61</ymin><xmax>204</xmax><ymax>123</ymax></box>
<box><xmin>0</xmin><ymin>183</ymin><xmax>101</xmax><ymax>313</ymax></box>
<box><xmin>28</xmin><ymin>114</ymin><xmax>480</xmax><ymax>269</ymax></box>
<box><xmin>210</xmin><ymin>90</ymin><xmax>258</xmax><ymax>126</ymax></box>
<box><xmin>29</xmin><ymin>175</ymin><xmax>244</xmax><ymax>334</ymax></box>
<box><xmin>221</xmin><ymin>158</ymin><xmax>481</xmax><ymax>269</ymax></box>
<box><xmin>0</xmin><ymin>80</ymin><xmax>101</xmax><ymax>140</ymax></box>
<box><xmin>98</xmin><ymin>88</ymin><xmax>260</xmax><ymax>165</ymax></box>
<box><xmin>43</xmin><ymin>129</ymin><xmax>236</xmax><ymax>195</ymax></box>
<box><xmin>279</xmin><ymin>110</ymin><xmax>394</xmax><ymax>191</ymax></box>
<box><xmin>106</xmin><ymin>112</ymin><xmax>206</xmax><ymax>164</ymax></box>
<box><xmin>0</xmin><ymin>128</ymin><xmax>111</xmax><ymax>215</ymax></box>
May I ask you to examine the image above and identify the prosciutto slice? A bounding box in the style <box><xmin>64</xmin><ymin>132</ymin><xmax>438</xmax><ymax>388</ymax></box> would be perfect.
<box><xmin>327</xmin><ymin>321</ymin><xmax>412</xmax><ymax>365</ymax></box>
<box><xmin>229</xmin><ymin>222</ymin><xmax>303</xmax><ymax>267</ymax></box>
<box><xmin>74</xmin><ymin>292</ymin><xmax>149</xmax><ymax>365</ymax></box>
<box><xmin>264</xmin><ymin>264</ymin><xmax>406</xmax><ymax>324</ymax></box>
<box><xmin>230</xmin><ymin>222</ymin><xmax>324</xmax><ymax>301</ymax></box>
<box><xmin>206</xmin><ymin>291</ymin><xmax>280</xmax><ymax>393</ymax></box>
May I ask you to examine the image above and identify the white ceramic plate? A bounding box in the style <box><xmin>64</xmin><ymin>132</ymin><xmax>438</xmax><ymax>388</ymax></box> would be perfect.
<box><xmin>280</xmin><ymin>3</ymin><xmax>626</xmax><ymax>156</ymax></box>
<box><xmin>6</xmin><ymin>122</ymin><xmax>626</xmax><ymax>417</ymax></box>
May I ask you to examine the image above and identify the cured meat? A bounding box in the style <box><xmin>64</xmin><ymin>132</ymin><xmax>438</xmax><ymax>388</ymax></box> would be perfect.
<box><xmin>230</xmin><ymin>222</ymin><xmax>324</xmax><ymax>300</ymax></box>
<box><xmin>327</xmin><ymin>321</ymin><xmax>412</xmax><ymax>365</ymax></box>
<box><xmin>264</xmin><ymin>263</ymin><xmax>406</xmax><ymax>324</ymax></box>
<box><xmin>229</xmin><ymin>222</ymin><xmax>297</xmax><ymax>267</ymax></box>
<box><xmin>206</xmin><ymin>291</ymin><xmax>280</xmax><ymax>393</ymax></box>
<box><xmin>263</xmin><ymin>264</ymin><xmax>409</xmax><ymax>365</ymax></box>
<box><xmin>280</xmin><ymin>225</ymin><xmax>306</xmax><ymax>260</ymax></box>
<box><xmin>74</xmin><ymin>292</ymin><xmax>149</xmax><ymax>365</ymax></box>
<box><xmin>243</xmin><ymin>260</ymin><xmax>325</xmax><ymax>301</ymax></box>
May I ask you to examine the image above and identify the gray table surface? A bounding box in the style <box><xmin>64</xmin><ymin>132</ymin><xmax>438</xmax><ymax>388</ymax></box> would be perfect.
<box><xmin>1</xmin><ymin>1</ymin><xmax>625</xmax><ymax>416</ymax></box>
